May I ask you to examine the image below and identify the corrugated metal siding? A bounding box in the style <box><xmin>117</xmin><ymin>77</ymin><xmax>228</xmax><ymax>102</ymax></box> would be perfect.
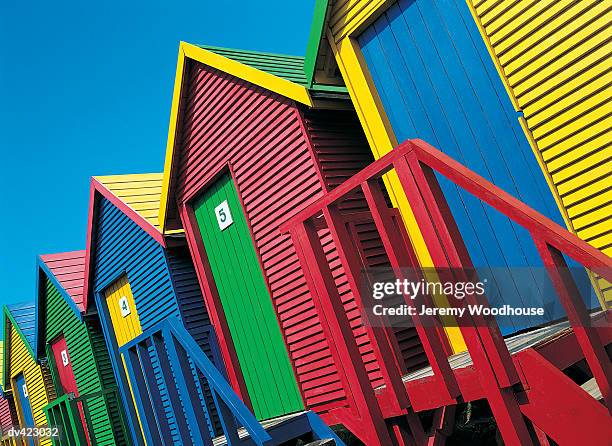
<box><xmin>7</xmin><ymin>324</ymin><xmax>51</xmax><ymax>446</ymax></box>
<box><xmin>304</xmin><ymin>108</ymin><xmax>429</xmax><ymax>373</ymax></box>
<box><xmin>174</xmin><ymin>62</ymin><xmax>353</xmax><ymax>416</ymax></box>
<box><xmin>468</xmin><ymin>0</ymin><xmax>612</xmax><ymax>299</ymax></box>
<box><xmin>42</xmin><ymin>277</ymin><xmax>118</xmax><ymax>445</ymax></box>
<box><xmin>358</xmin><ymin>0</ymin><xmax>572</xmax><ymax>334</ymax></box>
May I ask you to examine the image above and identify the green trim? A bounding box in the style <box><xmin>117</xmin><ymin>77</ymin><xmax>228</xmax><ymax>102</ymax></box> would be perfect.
<box><xmin>304</xmin><ymin>0</ymin><xmax>331</xmax><ymax>87</ymax></box>
<box><xmin>310</xmin><ymin>84</ymin><xmax>349</xmax><ymax>93</ymax></box>
<box><xmin>193</xmin><ymin>174</ymin><xmax>303</xmax><ymax>420</ymax></box>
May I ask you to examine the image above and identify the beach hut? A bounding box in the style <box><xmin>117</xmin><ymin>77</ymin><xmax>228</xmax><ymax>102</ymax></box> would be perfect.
<box><xmin>266</xmin><ymin>2</ymin><xmax>612</xmax><ymax>443</ymax></box>
<box><xmin>467</xmin><ymin>0</ymin><xmax>612</xmax><ymax>303</ymax></box>
<box><xmin>82</xmin><ymin>173</ymin><xmax>342</xmax><ymax>445</ymax></box>
<box><xmin>34</xmin><ymin>250</ymin><xmax>131</xmax><ymax>445</ymax></box>
<box><xmin>305</xmin><ymin>0</ymin><xmax>585</xmax><ymax>334</ymax></box>
<box><xmin>2</xmin><ymin>303</ymin><xmax>55</xmax><ymax>446</ymax></box>
<box><xmin>156</xmin><ymin>42</ymin><xmax>430</xmax><ymax>435</ymax></box>
<box><xmin>0</xmin><ymin>345</ymin><xmax>19</xmax><ymax>444</ymax></box>
<box><xmin>81</xmin><ymin>173</ymin><xmax>222</xmax><ymax>444</ymax></box>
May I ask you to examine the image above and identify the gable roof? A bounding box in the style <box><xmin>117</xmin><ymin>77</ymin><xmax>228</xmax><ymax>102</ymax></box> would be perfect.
<box><xmin>4</xmin><ymin>303</ymin><xmax>36</xmax><ymax>356</ymax></box>
<box><xmin>0</xmin><ymin>344</ymin><xmax>5</xmax><ymax>394</ymax></box>
<box><xmin>159</xmin><ymin>41</ymin><xmax>354</xmax><ymax>234</ymax></box>
<box><xmin>82</xmin><ymin>173</ymin><xmax>178</xmax><ymax>311</ymax></box>
<box><xmin>3</xmin><ymin>303</ymin><xmax>36</xmax><ymax>389</ymax></box>
<box><xmin>305</xmin><ymin>0</ymin><xmax>331</xmax><ymax>86</ymax></box>
<box><xmin>94</xmin><ymin>173</ymin><xmax>164</xmax><ymax>231</ymax></box>
<box><xmin>201</xmin><ymin>45</ymin><xmax>310</xmax><ymax>87</ymax></box>
<box><xmin>39</xmin><ymin>251</ymin><xmax>86</xmax><ymax>311</ymax></box>
<box><xmin>35</xmin><ymin>251</ymin><xmax>87</xmax><ymax>359</ymax></box>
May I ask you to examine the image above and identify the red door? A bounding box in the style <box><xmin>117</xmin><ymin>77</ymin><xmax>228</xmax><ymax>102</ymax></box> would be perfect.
<box><xmin>50</xmin><ymin>336</ymin><xmax>91</xmax><ymax>444</ymax></box>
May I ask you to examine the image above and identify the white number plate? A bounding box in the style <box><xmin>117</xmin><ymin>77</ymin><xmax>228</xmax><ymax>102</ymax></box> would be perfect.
<box><xmin>215</xmin><ymin>200</ymin><xmax>233</xmax><ymax>231</ymax></box>
<box><xmin>61</xmin><ymin>349</ymin><xmax>69</xmax><ymax>366</ymax></box>
<box><xmin>119</xmin><ymin>296</ymin><xmax>131</xmax><ymax>317</ymax></box>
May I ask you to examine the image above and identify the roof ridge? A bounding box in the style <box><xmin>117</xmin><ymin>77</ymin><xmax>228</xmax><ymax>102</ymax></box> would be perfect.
<box><xmin>197</xmin><ymin>44</ymin><xmax>304</xmax><ymax>60</ymax></box>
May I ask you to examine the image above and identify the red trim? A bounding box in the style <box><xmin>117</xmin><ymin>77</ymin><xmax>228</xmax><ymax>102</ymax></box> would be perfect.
<box><xmin>290</xmin><ymin>221</ymin><xmax>393</xmax><ymax>445</ymax></box>
<box><xmin>178</xmin><ymin>203</ymin><xmax>253</xmax><ymax>409</ymax></box>
<box><xmin>92</xmin><ymin>178</ymin><xmax>166</xmax><ymax>247</ymax></box>
<box><xmin>281</xmin><ymin>138</ymin><xmax>612</xmax><ymax>445</ymax></box>
<box><xmin>82</xmin><ymin>182</ymin><xmax>98</xmax><ymax>312</ymax></box>
<box><xmin>83</xmin><ymin>178</ymin><xmax>168</xmax><ymax>311</ymax></box>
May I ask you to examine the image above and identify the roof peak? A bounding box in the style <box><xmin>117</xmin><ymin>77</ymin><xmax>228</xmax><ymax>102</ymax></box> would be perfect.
<box><xmin>197</xmin><ymin>44</ymin><xmax>304</xmax><ymax>60</ymax></box>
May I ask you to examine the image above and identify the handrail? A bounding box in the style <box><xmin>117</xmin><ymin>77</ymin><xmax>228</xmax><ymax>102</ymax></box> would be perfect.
<box><xmin>120</xmin><ymin>319</ymin><xmax>273</xmax><ymax>445</ymax></box>
<box><xmin>280</xmin><ymin>137</ymin><xmax>612</xmax><ymax>443</ymax></box>
<box><xmin>281</xmin><ymin>139</ymin><xmax>612</xmax><ymax>276</ymax></box>
<box><xmin>165</xmin><ymin>319</ymin><xmax>273</xmax><ymax>445</ymax></box>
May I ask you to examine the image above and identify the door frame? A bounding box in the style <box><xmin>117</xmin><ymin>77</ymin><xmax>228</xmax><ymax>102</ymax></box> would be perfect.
<box><xmin>13</xmin><ymin>373</ymin><xmax>34</xmax><ymax>426</ymax></box>
<box><xmin>179</xmin><ymin>163</ymin><xmax>303</xmax><ymax>412</ymax></box>
<box><xmin>93</xmin><ymin>270</ymin><xmax>145</xmax><ymax>446</ymax></box>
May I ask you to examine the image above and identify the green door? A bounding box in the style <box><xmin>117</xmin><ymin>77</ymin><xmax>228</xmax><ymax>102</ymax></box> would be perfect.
<box><xmin>193</xmin><ymin>173</ymin><xmax>303</xmax><ymax>420</ymax></box>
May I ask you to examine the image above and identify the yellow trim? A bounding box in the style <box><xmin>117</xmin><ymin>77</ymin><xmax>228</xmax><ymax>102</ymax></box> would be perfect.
<box><xmin>159</xmin><ymin>42</ymin><xmax>314</xmax><ymax>232</ymax></box>
<box><xmin>182</xmin><ymin>43</ymin><xmax>313</xmax><ymax>107</ymax></box>
<box><xmin>159</xmin><ymin>46</ymin><xmax>187</xmax><ymax>233</ymax></box>
<box><xmin>465</xmin><ymin>0</ymin><xmax>520</xmax><ymax>111</ymax></box>
<box><xmin>330</xmin><ymin>33</ymin><xmax>466</xmax><ymax>353</ymax></box>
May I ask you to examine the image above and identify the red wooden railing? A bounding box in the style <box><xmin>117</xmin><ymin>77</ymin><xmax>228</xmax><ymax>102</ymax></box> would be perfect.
<box><xmin>281</xmin><ymin>139</ymin><xmax>611</xmax><ymax>446</ymax></box>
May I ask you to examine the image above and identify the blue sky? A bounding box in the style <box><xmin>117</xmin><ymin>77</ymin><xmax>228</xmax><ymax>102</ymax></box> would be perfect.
<box><xmin>0</xmin><ymin>0</ymin><xmax>314</xmax><ymax>312</ymax></box>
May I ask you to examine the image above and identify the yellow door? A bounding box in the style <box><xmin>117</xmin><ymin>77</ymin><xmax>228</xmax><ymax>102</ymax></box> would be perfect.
<box><xmin>104</xmin><ymin>275</ymin><xmax>142</xmax><ymax>347</ymax></box>
<box><xmin>103</xmin><ymin>275</ymin><xmax>146</xmax><ymax>443</ymax></box>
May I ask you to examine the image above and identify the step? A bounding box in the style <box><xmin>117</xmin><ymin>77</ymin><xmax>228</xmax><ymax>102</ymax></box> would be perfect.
<box><xmin>213</xmin><ymin>411</ymin><xmax>313</xmax><ymax>446</ymax></box>
<box><xmin>517</xmin><ymin>349</ymin><xmax>612</xmax><ymax>445</ymax></box>
<box><xmin>378</xmin><ymin>319</ymin><xmax>574</xmax><ymax>386</ymax></box>
<box><xmin>581</xmin><ymin>377</ymin><xmax>603</xmax><ymax>401</ymax></box>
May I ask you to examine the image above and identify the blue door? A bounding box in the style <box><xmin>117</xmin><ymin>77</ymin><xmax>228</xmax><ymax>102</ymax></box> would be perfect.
<box><xmin>15</xmin><ymin>374</ymin><xmax>34</xmax><ymax>446</ymax></box>
<box><xmin>357</xmin><ymin>0</ymin><xmax>576</xmax><ymax>334</ymax></box>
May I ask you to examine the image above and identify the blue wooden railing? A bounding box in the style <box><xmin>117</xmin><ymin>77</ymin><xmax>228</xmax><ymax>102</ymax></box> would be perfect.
<box><xmin>119</xmin><ymin>318</ymin><xmax>274</xmax><ymax>446</ymax></box>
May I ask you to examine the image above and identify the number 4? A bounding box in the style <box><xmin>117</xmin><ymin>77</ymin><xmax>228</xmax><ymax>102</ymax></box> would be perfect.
<box><xmin>118</xmin><ymin>296</ymin><xmax>131</xmax><ymax>317</ymax></box>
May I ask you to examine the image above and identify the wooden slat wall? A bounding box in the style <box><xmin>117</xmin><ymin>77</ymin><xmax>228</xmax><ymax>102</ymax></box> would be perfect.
<box><xmin>8</xmin><ymin>325</ymin><xmax>51</xmax><ymax>446</ymax></box>
<box><xmin>87</xmin><ymin>317</ymin><xmax>127</xmax><ymax>444</ymax></box>
<box><xmin>94</xmin><ymin>197</ymin><xmax>219</xmax><ymax>443</ymax></box>
<box><xmin>166</xmin><ymin>246</ymin><xmax>221</xmax><ymax>434</ymax></box>
<box><xmin>357</xmin><ymin>0</ymin><xmax>572</xmax><ymax>334</ymax></box>
<box><xmin>94</xmin><ymin>198</ymin><xmax>182</xmax><ymax>443</ymax></box>
<box><xmin>0</xmin><ymin>345</ymin><xmax>14</xmax><ymax>431</ymax></box>
<box><xmin>43</xmin><ymin>278</ymin><xmax>117</xmax><ymax>445</ymax></box>
<box><xmin>468</xmin><ymin>0</ymin><xmax>612</xmax><ymax>299</ymax></box>
<box><xmin>328</xmin><ymin>0</ymin><xmax>391</xmax><ymax>43</ymax></box>
<box><xmin>175</xmin><ymin>62</ymin><xmax>352</xmax><ymax>416</ymax></box>
<box><xmin>0</xmin><ymin>396</ymin><xmax>14</xmax><ymax>432</ymax></box>
<box><xmin>95</xmin><ymin>173</ymin><xmax>164</xmax><ymax>230</ymax></box>
<box><xmin>303</xmin><ymin>108</ymin><xmax>428</xmax><ymax>376</ymax></box>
